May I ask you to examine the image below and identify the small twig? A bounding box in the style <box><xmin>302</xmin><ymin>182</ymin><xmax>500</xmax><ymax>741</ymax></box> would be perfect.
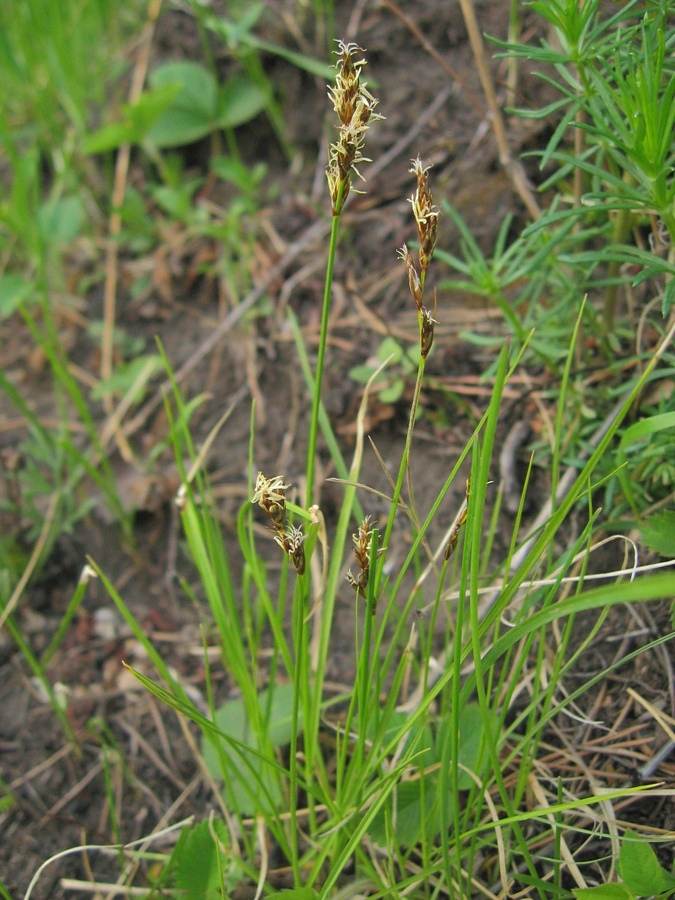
<box><xmin>499</xmin><ymin>419</ymin><xmax>531</xmax><ymax>514</ymax></box>
<box><xmin>0</xmin><ymin>492</ymin><xmax>58</xmax><ymax>631</ymax></box>
<box><xmin>639</xmin><ymin>740</ymin><xmax>675</xmax><ymax>779</ymax></box>
<box><xmin>457</xmin><ymin>0</ymin><xmax>541</xmax><ymax>220</ymax></box>
<box><xmin>100</xmin><ymin>0</ymin><xmax>162</xmax><ymax>461</ymax></box>
<box><xmin>380</xmin><ymin>0</ymin><xmax>485</xmax><ymax>115</ymax></box>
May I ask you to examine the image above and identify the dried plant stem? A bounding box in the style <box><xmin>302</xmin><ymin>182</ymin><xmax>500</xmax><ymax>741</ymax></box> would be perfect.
<box><xmin>506</xmin><ymin>0</ymin><xmax>520</xmax><ymax>110</ymax></box>
<box><xmin>380</xmin><ymin>0</ymin><xmax>485</xmax><ymax>114</ymax></box>
<box><xmin>100</xmin><ymin>0</ymin><xmax>162</xmax><ymax>461</ymax></box>
<box><xmin>457</xmin><ymin>0</ymin><xmax>541</xmax><ymax>220</ymax></box>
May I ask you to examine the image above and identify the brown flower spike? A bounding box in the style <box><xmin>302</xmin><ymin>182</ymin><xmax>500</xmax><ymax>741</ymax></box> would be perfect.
<box><xmin>399</xmin><ymin>158</ymin><xmax>440</xmax><ymax>359</ymax></box>
<box><xmin>346</xmin><ymin>516</ymin><xmax>383</xmax><ymax>603</ymax></box>
<box><xmin>274</xmin><ymin>524</ymin><xmax>307</xmax><ymax>577</ymax></box>
<box><xmin>444</xmin><ymin>477</ymin><xmax>471</xmax><ymax>561</ymax></box>
<box><xmin>326</xmin><ymin>41</ymin><xmax>381</xmax><ymax>216</ymax></box>
<box><xmin>252</xmin><ymin>472</ymin><xmax>290</xmax><ymax>530</ymax></box>
<box><xmin>409</xmin><ymin>157</ymin><xmax>439</xmax><ymax>276</ymax></box>
<box><xmin>252</xmin><ymin>472</ymin><xmax>306</xmax><ymax>575</ymax></box>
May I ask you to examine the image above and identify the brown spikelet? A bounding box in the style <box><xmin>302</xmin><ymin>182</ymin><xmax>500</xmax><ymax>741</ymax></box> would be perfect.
<box><xmin>398</xmin><ymin>244</ymin><xmax>422</xmax><ymax>310</ymax></box>
<box><xmin>346</xmin><ymin>516</ymin><xmax>383</xmax><ymax>605</ymax></box>
<box><xmin>409</xmin><ymin>157</ymin><xmax>439</xmax><ymax>274</ymax></box>
<box><xmin>253</xmin><ymin>472</ymin><xmax>306</xmax><ymax>575</ymax></box>
<box><xmin>275</xmin><ymin>525</ymin><xmax>307</xmax><ymax>576</ymax></box>
<box><xmin>444</xmin><ymin>477</ymin><xmax>471</xmax><ymax>561</ymax></box>
<box><xmin>326</xmin><ymin>41</ymin><xmax>382</xmax><ymax>216</ymax></box>
<box><xmin>252</xmin><ymin>472</ymin><xmax>290</xmax><ymax>531</ymax></box>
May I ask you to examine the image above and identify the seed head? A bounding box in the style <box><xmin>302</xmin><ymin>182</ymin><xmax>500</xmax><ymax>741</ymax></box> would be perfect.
<box><xmin>326</xmin><ymin>41</ymin><xmax>381</xmax><ymax>216</ymax></box>
<box><xmin>275</xmin><ymin>524</ymin><xmax>307</xmax><ymax>576</ymax></box>
<box><xmin>420</xmin><ymin>306</ymin><xmax>438</xmax><ymax>359</ymax></box>
<box><xmin>352</xmin><ymin>515</ymin><xmax>374</xmax><ymax>570</ymax></box>
<box><xmin>346</xmin><ymin>516</ymin><xmax>382</xmax><ymax>598</ymax></box>
<box><xmin>252</xmin><ymin>471</ymin><xmax>290</xmax><ymax>531</ymax></box>
<box><xmin>398</xmin><ymin>244</ymin><xmax>422</xmax><ymax>310</ymax></box>
<box><xmin>444</xmin><ymin>477</ymin><xmax>470</xmax><ymax>561</ymax></box>
<box><xmin>409</xmin><ymin>157</ymin><xmax>439</xmax><ymax>273</ymax></box>
<box><xmin>328</xmin><ymin>41</ymin><xmax>366</xmax><ymax>125</ymax></box>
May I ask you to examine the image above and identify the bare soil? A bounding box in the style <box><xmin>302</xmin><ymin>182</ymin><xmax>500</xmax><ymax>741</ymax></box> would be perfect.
<box><xmin>1</xmin><ymin>2</ymin><xmax>673</xmax><ymax>897</ymax></box>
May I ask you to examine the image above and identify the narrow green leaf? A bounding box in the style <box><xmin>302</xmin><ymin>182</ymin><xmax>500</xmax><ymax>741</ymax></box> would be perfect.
<box><xmin>91</xmin><ymin>354</ymin><xmax>162</xmax><ymax>401</ymax></box>
<box><xmin>572</xmin><ymin>886</ymin><xmax>634</xmax><ymax>899</ymax></box>
<box><xmin>266</xmin><ymin>890</ymin><xmax>319</xmax><ymax>900</ymax></box>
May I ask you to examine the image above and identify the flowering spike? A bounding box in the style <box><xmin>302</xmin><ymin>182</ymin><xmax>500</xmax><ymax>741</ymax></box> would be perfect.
<box><xmin>444</xmin><ymin>477</ymin><xmax>470</xmax><ymax>561</ymax></box>
<box><xmin>398</xmin><ymin>244</ymin><xmax>422</xmax><ymax>310</ymax></box>
<box><xmin>275</xmin><ymin>524</ymin><xmax>307</xmax><ymax>576</ymax></box>
<box><xmin>326</xmin><ymin>41</ymin><xmax>382</xmax><ymax>216</ymax></box>
<box><xmin>420</xmin><ymin>306</ymin><xmax>438</xmax><ymax>359</ymax></box>
<box><xmin>346</xmin><ymin>516</ymin><xmax>383</xmax><ymax>600</ymax></box>
<box><xmin>409</xmin><ymin>157</ymin><xmax>439</xmax><ymax>274</ymax></box>
<box><xmin>252</xmin><ymin>472</ymin><xmax>290</xmax><ymax>530</ymax></box>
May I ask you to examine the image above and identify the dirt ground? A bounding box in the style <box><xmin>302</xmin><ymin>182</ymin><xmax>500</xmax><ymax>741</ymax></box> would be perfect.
<box><xmin>1</xmin><ymin>2</ymin><xmax>673</xmax><ymax>897</ymax></box>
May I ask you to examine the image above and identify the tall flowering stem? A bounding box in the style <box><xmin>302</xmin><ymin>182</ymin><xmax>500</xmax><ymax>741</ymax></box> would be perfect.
<box><xmin>305</xmin><ymin>41</ymin><xmax>380</xmax><ymax>507</ymax></box>
<box><xmin>377</xmin><ymin>159</ymin><xmax>441</xmax><ymax>589</ymax></box>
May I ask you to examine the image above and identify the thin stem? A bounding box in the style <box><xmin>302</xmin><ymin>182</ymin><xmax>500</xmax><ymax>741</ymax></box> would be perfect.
<box><xmin>306</xmin><ymin>207</ymin><xmax>342</xmax><ymax>507</ymax></box>
<box><xmin>289</xmin><ymin>574</ymin><xmax>308</xmax><ymax>887</ymax></box>
<box><xmin>375</xmin><ymin>353</ymin><xmax>426</xmax><ymax>595</ymax></box>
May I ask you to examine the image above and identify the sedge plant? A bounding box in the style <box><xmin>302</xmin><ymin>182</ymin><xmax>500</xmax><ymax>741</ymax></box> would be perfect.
<box><xmin>76</xmin><ymin>35</ymin><xmax>675</xmax><ymax>900</ymax></box>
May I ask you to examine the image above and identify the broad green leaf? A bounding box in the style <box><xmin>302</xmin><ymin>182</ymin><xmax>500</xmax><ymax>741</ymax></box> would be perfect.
<box><xmin>173</xmin><ymin>818</ymin><xmax>234</xmax><ymax>898</ymax></box>
<box><xmin>148</xmin><ymin>61</ymin><xmax>218</xmax><ymax>147</ymax></box>
<box><xmin>349</xmin><ymin>364</ymin><xmax>384</xmax><ymax>384</ymax></box>
<box><xmin>640</xmin><ymin>511</ymin><xmax>675</xmax><ymax>557</ymax></box>
<box><xmin>151</xmin><ymin>179</ymin><xmax>202</xmax><ymax>220</ymax></box>
<box><xmin>437</xmin><ymin>702</ymin><xmax>496</xmax><ymax>791</ymax></box>
<box><xmin>201</xmin><ymin>682</ymin><xmax>302</xmax><ymax>815</ymax></box>
<box><xmin>84</xmin><ymin>85</ymin><xmax>180</xmax><ymax>153</ymax></box>
<box><xmin>217</xmin><ymin>74</ymin><xmax>269</xmax><ymax>129</ymax></box>
<box><xmin>379</xmin><ymin>379</ymin><xmax>405</xmax><ymax>403</ymax></box>
<box><xmin>619</xmin><ymin>829</ymin><xmax>671</xmax><ymax>896</ymax></box>
<box><xmin>210</xmin><ymin>155</ymin><xmax>266</xmax><ymax>192</ymax></box>
<box><xmin>378</xmin><ymin>336</ymin><xmax>405</xmax><ymax>364</ymax></box>
<box><xmin>0</xmin><ymin>274</ymin><xmax>33</xmax><ymax>317</ymax></box>
<box><xmin>38</xmin><ymin>197</ymin><xmax>83</xmax><ymax>244</ymax></box>
<box><xmin>367</xmin><ymin>777</ymin><xmax>439</xmax><ymax>847</ymax></box>
<box><xmin>366</xmin><ymin>716</ymin><xmax>436</xmax><ymax>847</ymax></box>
